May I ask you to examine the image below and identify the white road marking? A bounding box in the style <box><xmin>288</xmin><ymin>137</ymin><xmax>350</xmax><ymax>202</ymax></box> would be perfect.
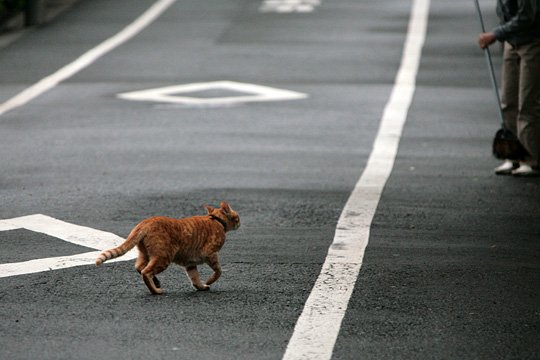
<box><xmin>282</xmin><ymin>0</ymin><xmax>431</xmax><ymax>359</ymax></box>
<box><xmin>0</xmin><ymin>0</ymin><xmax>177</xmax><ymax>117</ymax></box>
<box><xmin>259</xmin><ymin>0</ymin><xmax>321</xmax><ymax>13</ymax></box>
<box><xmin>117</xmin><ymin>81</ymin><xmax>308</xmax><ymax>107</ymax></box>
<box><xmin>0</xmin><ymin>214</ymin><xmax>136</xmax><ymax>278</ymax></box>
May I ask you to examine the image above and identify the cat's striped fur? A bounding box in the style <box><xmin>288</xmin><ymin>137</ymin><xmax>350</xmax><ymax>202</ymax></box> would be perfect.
<box><xmin>96</xmin><ymin>201</ymin><xmax>240</xmax><ymax>294</ymax></box>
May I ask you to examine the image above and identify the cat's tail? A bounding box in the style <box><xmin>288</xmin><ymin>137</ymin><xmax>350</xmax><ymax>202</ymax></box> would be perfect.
<box><xmin>95</xmin><ymin>227</ymin><xmax>145</xmax><ymax>266</ymax></box>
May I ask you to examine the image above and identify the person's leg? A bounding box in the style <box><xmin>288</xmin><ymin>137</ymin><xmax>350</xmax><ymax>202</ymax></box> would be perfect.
<box><xmin>500</xmin><ymin>42</ymin><xmax>520</xmax><ymax>135</ymax></box>
<box><xmin>494</xmin><ymin>42</ymin><xmax>521</xmax><ymax>174</ymax></box>
<box><xmin>516</xmin><ymin>40</ymin><xmax>540</xmax><ymax>169</ymax></box>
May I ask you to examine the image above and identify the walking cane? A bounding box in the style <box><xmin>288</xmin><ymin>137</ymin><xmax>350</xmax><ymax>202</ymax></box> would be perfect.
<box><xmin>473</xmin><ymin>0</ymin><xmax>528</xmax><ymax>160</ymax></box>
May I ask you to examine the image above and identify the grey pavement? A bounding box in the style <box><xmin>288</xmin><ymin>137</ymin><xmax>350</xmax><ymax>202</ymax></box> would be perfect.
<box><xmin>0</xmin><ymin>0</ymin><xmax>538</xmax><ymax>359</ymax></box>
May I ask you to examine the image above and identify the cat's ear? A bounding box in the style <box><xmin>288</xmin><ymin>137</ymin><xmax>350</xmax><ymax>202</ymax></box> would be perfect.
<box><xmin>204</xmin><ymin>204</ymin><xmax>215</xmax><ymax>214</ymax></box>
<box><xmin>220</xmin><ymin>201</ymin><xmax>231</xmax><ymax>214</ymax></box>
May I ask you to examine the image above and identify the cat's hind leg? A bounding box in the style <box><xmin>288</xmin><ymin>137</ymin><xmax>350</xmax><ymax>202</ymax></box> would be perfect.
<box><xmin>135</xmin><ymin>251</ymin><xmax>148</xmax><ymax>274</ymax></box>
<box><xmin>135</xmin><ymin>249</ymin><xmax>161</xmax><ymax>289</ymax></box>
<box><xmin>204</xmin><ymin>253</ymin><xmax>222</xmax><ymax>286</ymax></box>
<box><xmin>141</xmin><ymin>258</ymin><xmax>168</xmax><ymax>295</ymax></box>
<box><xmin>185</xmin><ymin>266</ymin><xmax>209</xmax><ymax>291</ymax></box>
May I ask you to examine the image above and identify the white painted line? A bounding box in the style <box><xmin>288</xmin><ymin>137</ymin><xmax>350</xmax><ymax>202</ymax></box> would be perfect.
<box><xmin>282</xmin><ymin>0</ymin><xmax>431</xmax><ymax>359</ymax></box>
<box><xmin>0</xmin><ymin>250</ymin><xmax>137</xmax><ymax>279</ymax></box>
<box><xmin>259</xmin><ymin>0</ymin><xmax>321</xmax><ymax>13</ymax></box>
<box><xmin>0</xmin><ymin>251</ymin><xmax>99</xmax><ymax>279</ymax></box>
<box><xmin>1</xmin><ymin>214</ymin><xmax>123</xmax><ymax>250</ymax></box>
<box><xmin>117</xmin><ymin>81</ymin><xmax>308</xmax><ymax>106</ymax></box>
<box><xmin>0</xmin><ymin>214</ymin><xmax>136</xmax><ymax>278</ymax></box>
<box><xmin>0</xmin><ymin>222</ymin><xmax>19</xmax><ymax>231</ymax></box>
<box><xmin>0</xmin><ymin>0</ymin><xmax>177</xmax><ymax>117</ymax></box>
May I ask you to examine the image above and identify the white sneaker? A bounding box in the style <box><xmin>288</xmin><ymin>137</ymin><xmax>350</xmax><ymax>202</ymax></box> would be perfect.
<box><xmin>512</xmin><ymin>163</ymin><xmax>540</xmax><ymax>177</ymax></box>
<box><xmin>494</xmin><ymin>160</ymin><xmax>517</xmax><ymax>175</ymax></box>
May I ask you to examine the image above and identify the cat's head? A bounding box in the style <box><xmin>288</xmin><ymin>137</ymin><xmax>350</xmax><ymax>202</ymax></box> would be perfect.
<box><xmin>205</xmin><ymin>201</ymin><xmax>240</xmax><ymax>231</ymax></box>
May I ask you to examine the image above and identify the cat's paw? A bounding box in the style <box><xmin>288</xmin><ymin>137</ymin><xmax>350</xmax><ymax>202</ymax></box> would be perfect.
<box><xmin>196</xmin><ymin>284</ymin><xmax>210</xmax><ymax>291</ymax></box>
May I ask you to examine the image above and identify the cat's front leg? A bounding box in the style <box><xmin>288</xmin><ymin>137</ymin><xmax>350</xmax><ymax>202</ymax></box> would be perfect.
<box><xmin>204</xmin><ymin>253</ymin><xmax>222</xmax><ymax>286</ymax></box>
<box><xmin>185</xmin><ymin>265</ymin><xmax>209</xmax><ymax>291</ymax></box>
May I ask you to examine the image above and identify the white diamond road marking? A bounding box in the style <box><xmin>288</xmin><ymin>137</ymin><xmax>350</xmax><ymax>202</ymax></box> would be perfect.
<box><xmin>0</xmin><ymin>214</ymin><xmax>136</xmax><ymax>278</ymax></box>
<box><xmin>259</xmin><ymin>0</ymin><xmax>321</xmax><ymax>13</ymax></box>
<box><xmin>117</xmin><ymin>81</ymin><xmax>308</xmax><ymax>106</ymax></box>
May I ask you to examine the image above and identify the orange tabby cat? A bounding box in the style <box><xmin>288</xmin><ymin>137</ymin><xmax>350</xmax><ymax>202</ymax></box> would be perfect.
<box><xmin>96</xmin><ymin>201</ymin><xmax>240</xmax><ymax>294</ymax></box>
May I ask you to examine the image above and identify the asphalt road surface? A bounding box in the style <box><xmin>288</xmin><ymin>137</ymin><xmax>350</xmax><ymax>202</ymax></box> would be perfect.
<box><xmin>1</xmin><ymin>0</ymin><xmax>539</xmax><ymax>359</ymax></box>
